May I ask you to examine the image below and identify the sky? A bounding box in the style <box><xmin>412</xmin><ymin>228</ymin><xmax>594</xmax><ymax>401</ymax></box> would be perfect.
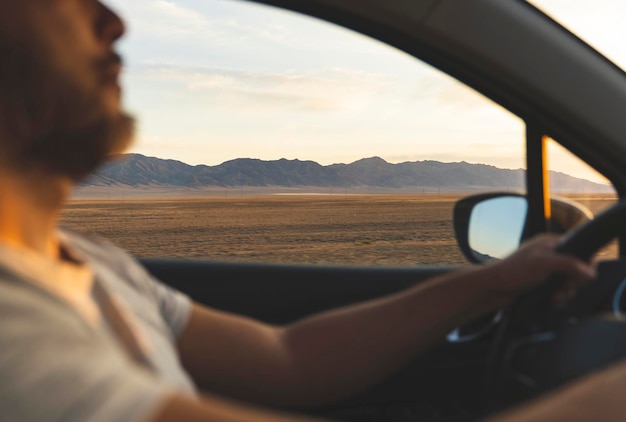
<box><xmin>104</xmin><ymin>0</ymin><xmax>626</xmax><ymax>184</ymax></box>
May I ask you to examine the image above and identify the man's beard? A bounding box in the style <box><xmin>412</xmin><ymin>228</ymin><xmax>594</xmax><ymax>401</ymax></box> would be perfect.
<box><xmin>0</xmin><ymin>41</ymin><xmax>135</xmax><ymax>182</ymax></box>
<box><xmin>24</xmin><ymin>103</ymin><xmax>135</xmax><ymax>182</ymax></box>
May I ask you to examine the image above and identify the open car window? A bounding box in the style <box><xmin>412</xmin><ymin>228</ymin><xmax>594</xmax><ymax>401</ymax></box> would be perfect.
<box><xmin>60</xmin><ymin>0</ymin><xmax>614</xmax><ymax>267</ymax></box>
<box><xmin>545</xmin><ymin>138</ymin><xmax>617</xmax><ymax>259</ymax></box>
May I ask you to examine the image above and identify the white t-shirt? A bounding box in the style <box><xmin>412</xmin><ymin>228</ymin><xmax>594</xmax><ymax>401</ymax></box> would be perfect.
<box><xmin>0</xmin><ymin>228</ymin><xmax>196</xmax><ymax>422</ymax></box>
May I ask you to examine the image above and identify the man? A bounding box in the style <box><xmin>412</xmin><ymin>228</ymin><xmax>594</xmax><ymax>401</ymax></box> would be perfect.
<box><xmin>0</xmin><ymin>1</ymin><xmax>604</xmax><ymax>421</ymax></box>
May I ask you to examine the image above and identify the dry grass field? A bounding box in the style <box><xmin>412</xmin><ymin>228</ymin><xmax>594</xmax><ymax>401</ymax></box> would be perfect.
<box><xmin>60</xmin><ymin>193</ymin><xmax>618</xmax><ymax>266</ymax></box>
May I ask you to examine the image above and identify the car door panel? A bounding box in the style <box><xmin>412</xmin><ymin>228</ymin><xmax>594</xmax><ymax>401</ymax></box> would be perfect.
<box><xmin>142</xmin><ymin>258</ymin><xmax>490</xmax><ymax>421</ymax></box>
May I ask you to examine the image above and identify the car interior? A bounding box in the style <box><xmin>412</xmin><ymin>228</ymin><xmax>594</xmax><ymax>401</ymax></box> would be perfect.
<box><xmin>96</xmin><ymin>0</ymin><xmax>626</xmax><ymax>421</ymax></box>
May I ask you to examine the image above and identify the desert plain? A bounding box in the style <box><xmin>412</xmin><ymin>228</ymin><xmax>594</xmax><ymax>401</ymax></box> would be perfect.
<box><xmin>60</xmin><ymin>193</ymin><xmax>618</xmax><ymax>266</ymax></box>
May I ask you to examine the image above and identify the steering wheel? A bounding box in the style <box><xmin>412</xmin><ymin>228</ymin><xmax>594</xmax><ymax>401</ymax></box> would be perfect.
<box><xmin>483</xmin><ymin>198</ymin><xmax>626</xmax><ymax>413</ymax></box>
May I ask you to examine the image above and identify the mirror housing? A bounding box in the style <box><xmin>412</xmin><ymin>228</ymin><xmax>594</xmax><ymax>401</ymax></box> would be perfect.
<box><xmin>454</xmin><ymin>192</ymin><xmax>593</xmax><ymax>263</ymax></box>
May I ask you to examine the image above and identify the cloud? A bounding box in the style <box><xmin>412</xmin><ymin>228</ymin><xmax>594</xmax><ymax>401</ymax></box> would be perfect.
<box><xmin>403</xmin><ymin>69</ymin><xmax>500</xmax><ymax>112</ymax></box>
<box><xmin>130</xmin><ymin>64</ymin><xmax>396</xmax><ymax>113</ymax></box>
<box><xmin>110</xmin><ymin>0</ymin><xmax>214</xmax><ymax>40</ymax></box>
<box><xmin>110</xmin><ymin>0</ymin><xmax>318</xmax><ymax>52</ymax></box>
<box><xmin>152</xmin><ymin>0</ymin><xmax>207</xmax><ymax>25</ymax></box>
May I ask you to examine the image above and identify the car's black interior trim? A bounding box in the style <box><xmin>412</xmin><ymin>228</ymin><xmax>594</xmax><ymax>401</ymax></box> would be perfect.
<box><xmin>141</xmin><ymin>259</ymin><xmax>461</xmax><ymax>323</ymax></box>
<box><xmin>523</xmin><ymin>124</ymin><xmax>548</xmax><ymax>240</ymax></box>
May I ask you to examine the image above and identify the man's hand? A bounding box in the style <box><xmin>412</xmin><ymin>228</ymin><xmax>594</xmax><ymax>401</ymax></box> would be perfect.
<box><xmin>484</xmin><ymin>233</ymin><xmax>597</xmax><ymax>308</ymax></box>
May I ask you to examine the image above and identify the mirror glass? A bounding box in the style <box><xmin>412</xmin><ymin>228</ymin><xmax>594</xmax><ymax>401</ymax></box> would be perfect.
<box><xmin>468</xmin><ymin>196</ymin><xmax>527</xmax><ymax>260</ymax></box>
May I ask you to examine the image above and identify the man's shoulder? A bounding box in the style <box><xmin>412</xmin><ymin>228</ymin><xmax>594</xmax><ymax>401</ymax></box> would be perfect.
<box><xmin>59</xmin><ymin>227</ymin><xmax>146</xmax><ymax>276</ymax></box>
<box><xmin>59</xmin><ymin>227</ymin><xmax>167</xmax><ymax>300</ymax></box>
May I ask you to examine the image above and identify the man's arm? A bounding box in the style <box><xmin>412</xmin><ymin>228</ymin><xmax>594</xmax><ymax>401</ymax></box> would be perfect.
<box><xmin>149</xmin><ymin>356</ymin><xmax>626</xmax><ymax>422</ymax></box>
<box><xmin>175</xmin><ymin>234</ymin><xmax>595</xmax><ymax>409</ymax></box>
<box><xmin>483</xmin><ymin>356</ymin><xmax>626</xmax><ymax>422</ymax></box>
<box><xmin>148</xmin><ymin>391</ymin><xmax>330</xmax><ymax>422</ymax></box>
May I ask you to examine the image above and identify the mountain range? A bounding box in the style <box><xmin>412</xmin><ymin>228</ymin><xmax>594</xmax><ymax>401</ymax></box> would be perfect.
<box><xmin>80</xmin><ymin>153</ymin><xmax>611</xmax><ymax>193</ymax></box>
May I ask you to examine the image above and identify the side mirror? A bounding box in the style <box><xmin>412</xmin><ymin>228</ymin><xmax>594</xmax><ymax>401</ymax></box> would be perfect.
<box><xmin>454</xmin><ymin>193</ymin><xmax>593</xmax><ymax>263</ymax></box>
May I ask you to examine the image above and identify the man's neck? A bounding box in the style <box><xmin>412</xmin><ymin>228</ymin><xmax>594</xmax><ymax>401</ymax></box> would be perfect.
<box><xmin>0</xmin><ymin>169</ymin><xmax>72</xmax><ymax>260</ymax></box>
